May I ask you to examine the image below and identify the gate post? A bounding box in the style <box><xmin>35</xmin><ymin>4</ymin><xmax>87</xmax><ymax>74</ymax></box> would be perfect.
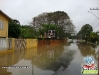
<box><xmin>12</xmin><ymin>38</ymin><xmax>15</xmax><ymax>50</ymax></box>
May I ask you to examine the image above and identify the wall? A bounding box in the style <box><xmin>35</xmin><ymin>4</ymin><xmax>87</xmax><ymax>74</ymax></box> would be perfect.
<box><xmin>38</xmin><ymin>39</ymin><xmax>65</xmax><ymax>46</ymax></box>
<box><xmin>0</xmin><ymin>38</ymin><xmax>7</xmax><ymax>51</ymax></box>
<box><xmin>26</xmin><ymin>39</ymin><xmax>38</xmax><ymax>49</ymax></box>
<box><xmin>0</xmin><ymin>14</ymin><xmax>8</xmax><ymax>38</ymax></box>
<box><xmin>0</xmin><ymin>38</ymin><xmax>38</xmax><ymax>54</ymax></box>
<box><xmin>0</xmin><ymin>38</ymin><xmax>14</xmax><ymax>54</ymax></box>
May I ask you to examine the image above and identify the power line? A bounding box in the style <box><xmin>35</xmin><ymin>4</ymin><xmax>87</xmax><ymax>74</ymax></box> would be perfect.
<box><xmin>88</xmin><ymin>11</ymin><xmax>99</xmax><ymax>19</ymax></box>
<box><xmin>88</xmin><ymin>11</ymin><xmax>99</xmax><ymax>29</ymax></box>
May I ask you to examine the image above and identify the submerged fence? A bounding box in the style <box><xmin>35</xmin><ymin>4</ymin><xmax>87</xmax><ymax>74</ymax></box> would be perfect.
<box><xmin>0</xmin><ymin>38</ymin><xmax>65</xmax><ymax>51</ymax></box>
<box><xmin>0</xmin><ymin>38</ymin><xmax>38</xmax><ymax>51</ymax></box>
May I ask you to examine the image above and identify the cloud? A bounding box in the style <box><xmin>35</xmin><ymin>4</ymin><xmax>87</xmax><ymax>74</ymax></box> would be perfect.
<box><xmin>0</xmin><ymin>0</ymin><xmax>99</xmax><ymax>32</ymax></box>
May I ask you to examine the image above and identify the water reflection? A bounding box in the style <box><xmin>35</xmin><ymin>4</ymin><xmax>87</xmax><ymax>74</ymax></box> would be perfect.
<box><xmin>0</xmin><ymin>53</ymin><xmax>13</xmax><ymax>75</ymax></box>
<box><xmin>0</xmin><ymin>48</ymin><xmax>37</xmax><ymax>75</ymax></box>
<box><xmin>77</xmin><ymin>44</ymin><xmax>99</xmax><ymax>61</ymax></box>
<box><xmin>34</xmin><ymin>45</ymin><xmax>75</xmax><ymax>72</ymax></box>
<box><xmin>47</xmin><ymin>49</ymin><xmax>54</xmax><ymax>58</ymax></box>
<box><xmin>0</xmin><ymin>43</ymin><xmax>98</xmax><ymax>75</ymax></box>
<box><xmin>77</xmin><ymin>44</ymin><xmax>95</xmax><ymax>56</ymax></box>
<box><xmin>77</xmin><ymin>44</ymin><xmax>98</xmax><ymax>75</ymax></box>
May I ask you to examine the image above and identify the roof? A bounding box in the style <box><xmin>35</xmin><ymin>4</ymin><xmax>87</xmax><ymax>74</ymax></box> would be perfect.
<box><xmin>0</xmin><ymin>10</ymin><xmax>12</xmax><ymax>21</ymax></box>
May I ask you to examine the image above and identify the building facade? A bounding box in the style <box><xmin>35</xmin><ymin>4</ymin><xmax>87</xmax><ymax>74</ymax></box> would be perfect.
<box><xmin>0</xmin><ymin>10</ymin><xmax>12</xmax><ymax>38</ymax></box>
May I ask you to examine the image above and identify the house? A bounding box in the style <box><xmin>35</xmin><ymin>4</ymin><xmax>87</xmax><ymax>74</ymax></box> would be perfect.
<box><xmin>0</xmin><ymin>10</ymin><xmax>12</xmax><ymax>38</ymax></box>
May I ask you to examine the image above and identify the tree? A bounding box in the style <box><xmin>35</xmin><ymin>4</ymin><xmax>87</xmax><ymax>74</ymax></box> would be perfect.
<box><xmin>20</xmin><ymin>25</ymin><xmax>36</xmax><ymax>38</ymax></box>
<box><xmin>90</xmin><ymin>32</ymin><xmax>98</xmax><ymax>43</ymax></box>
<box><xmin>47</xmin><ymin>11</ymin><xmax>70</xmax><ymax>25</ymax></box>
<box><xmin>37</xmin><ymin>24</ymin><xmax>69</xmax><ymax>38</ymax></box>
<box><xmin>77</xmin><ymin>24</ymin><xmax>93</xmax><ymax>41</ymax></box>
<box><xmin>8</xmin><ymin>21</ymin><xmax>21</xmax><ymax>38</ymax></box>
<box><xmin>30</xmin><ymin>11</ymin><xmax>75</xmax><ymax>38</ymax></box>
<box><xmin>37</xmin><ymin>24</ymin><xmax>57</xmax><ymax>38</ymax></box>
<box><xmin>13</xmin><ymin>19</ymin><xmax>20</xmax><ymax>25</ymax></box>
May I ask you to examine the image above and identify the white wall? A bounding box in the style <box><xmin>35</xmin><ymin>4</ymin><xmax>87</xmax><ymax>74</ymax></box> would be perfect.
<box><xmin>0</xmin><ymin>38</ymin><xmax>8</xmax><ymax>51</ymax></box>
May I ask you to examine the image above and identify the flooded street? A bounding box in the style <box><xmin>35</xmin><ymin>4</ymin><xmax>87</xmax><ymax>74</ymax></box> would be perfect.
<box><xmin>0</xmin><ymin>43</ymin><xmax>98</xmax><ymax>75</ymax></box>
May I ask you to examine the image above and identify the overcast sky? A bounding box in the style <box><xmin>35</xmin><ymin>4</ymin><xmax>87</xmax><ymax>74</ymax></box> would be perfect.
<box><xmin>0</xmin><ymin>0</ymin><xmax>99</xmax><ymax>32</ymax></box>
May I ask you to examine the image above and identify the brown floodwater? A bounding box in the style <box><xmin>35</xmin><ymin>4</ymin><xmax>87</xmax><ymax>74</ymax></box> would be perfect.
<box><xmin>0</xmin><ymin>43</ymin><xmax>98</xmax><ymax>75</ymax></box>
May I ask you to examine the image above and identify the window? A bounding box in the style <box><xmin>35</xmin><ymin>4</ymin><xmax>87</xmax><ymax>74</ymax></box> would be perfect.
<box><xmin>0</xmin><ymin>20</ymin><xmax>4</xmax><ymax>29</ymax></box>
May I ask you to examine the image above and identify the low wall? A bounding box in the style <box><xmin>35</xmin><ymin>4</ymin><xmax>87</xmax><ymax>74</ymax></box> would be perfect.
<box><xmin>38</xmin><ymin>38</ymin><xmax>65</xmax><ymax>46</ymax></box>
<box><xmin>0</xmin><ymin>38</ymin><xmax>14</xmax><ymax>51</ymax></box>
<box><xmin>0</xmin><ymin>38</ymin><xmax>15</xmax><ymax>54</ymax></box>
<box><xmin>0</xmin><ymin>38</ymin><xmax>8</xmax><ymax>51</ymax></box>
<box><xmin>26</xmin><ymin>39</ymin><xmax>38</xmax><ymax>49</ymax></box>
<box><xmin>0</xmin><ymin>38</ymin><xmax>38</xmax><ymax>53</ymax></box>
<box><xmin>0</xmin><ymin>38</ymin><xmax>65</xmax><ymax>52</ymax></box>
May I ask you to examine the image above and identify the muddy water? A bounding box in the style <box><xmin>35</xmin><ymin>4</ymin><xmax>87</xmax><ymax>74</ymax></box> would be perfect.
<box><xmin>0</xmin><ymin>43</ymin><xmax>98</xmax><ymax>75</ymax></box>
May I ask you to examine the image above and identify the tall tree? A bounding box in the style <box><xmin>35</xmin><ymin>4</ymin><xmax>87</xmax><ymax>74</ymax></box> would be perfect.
<box><xmin>90</xmin><ymin>32</ymin><xmax>98</xmax><ymax>43</ymax></box>
<box><xmin>30</xmin><ymin>11</ymin><xmax>75</xmax><ymax>34</ymax></box>
<box><xmin>77</xmin><ymin>24</ymin><xmax>93</xmax><ymax>41</ymax></box>
<box><xmin>47</xmin><ymin>11</ymin><xmax>70</xmax><ymax>25</ymax></box>
<box><xmin>13</xmin><ymin>19</ymin><xmax>20</xmax><ymax>25</ymax></box>
<box><xmin>8</xmin><ymin>21</ymin><xmax>21</xmax><ymax>38</ymax></box>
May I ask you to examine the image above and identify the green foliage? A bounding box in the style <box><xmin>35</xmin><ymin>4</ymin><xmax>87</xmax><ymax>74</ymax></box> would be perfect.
<box><xmin>20</xmin><ymin>25</ymin><xmax>36</xmax><ymax>38</ymax></box>
<box><xmin>31</xmin><ymin>11</ymin><xmax>75</xmax><ymax>39</ymax></box>
<box><xmin>90</xmin><ymin>32</ymin><xmax>98</xmax><ymax>43</ymax></box>
<box><xmin>8</xmin><ymin>21</ymin><xmax>37</xmax><ymax>38</ymax></box>
<box><xmin>47</xmin><ymin>11</ymin><xmax>70</xmax><ymax>24</ymax></box>
<box><xmin>13</xmin><ymin>19</ymin><xmax>20</xmax><ymax>25</ymax></box>
<box><xmin>37</xmin><ymin>24</ymin><xmax>67</xmax><ymax>38</ymax></box>
<box><xmin>57</xmin><ymin>26</ymin><xmax>67</xmax><ymax>38</ymax></box>
<box><xmin>8</xmin><ymin>21</ymin><xmax>21</xmax><ymax>38</ymax></box>
<box><xmin>97</xmin><ymin>33</ymin><xmax>99</xmax><ymax>42</ymax></box>
<box><xmin>77</xmin><ymin>24</ymin><xmax>93</xmax><ymax>41</ymax></box>
<box><xmin>37</xmin><ymin>24</ymin><xmax>57</xmax><ymax>37</ymax></box>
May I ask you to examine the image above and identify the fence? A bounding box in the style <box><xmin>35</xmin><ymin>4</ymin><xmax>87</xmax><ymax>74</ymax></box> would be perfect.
<box><xmin>0</xmin><ymin>38</ymin><xmax>38</xmax><ymax>51</ymax></box>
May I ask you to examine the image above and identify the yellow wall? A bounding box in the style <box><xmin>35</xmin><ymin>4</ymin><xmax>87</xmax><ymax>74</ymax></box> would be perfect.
<box><xmin>0</xmin><ymin>14</ymin><xmax>9</xmax><ymax>38</ymax></box>
<box><xmin>0</xmin><ymin>39</ymin><xmax>38</xmax><ymax>54</ymax></box>
<box><xmin>26</xmin><ymin>39</ymin><xmax>38</xmax><ymax>49</ymax></box>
